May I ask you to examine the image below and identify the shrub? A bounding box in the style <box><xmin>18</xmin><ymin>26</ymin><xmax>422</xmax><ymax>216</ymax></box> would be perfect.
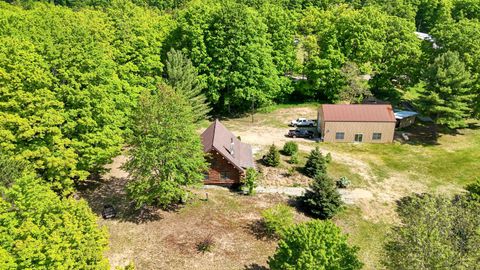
<box><xmin>243</xmin><ymin>168</ymin><xmax>258</xmax><ymax>195</ymax></box>
<box><xmin>268</xmin><ymin>220</ymin><xmax>363</xmax><ymax>270</ymax></box>
<box><xmin>302</xmin><ymin>174</ymin><xmax>343</xmax><ymax>219</ymax></box>
<box><xmin>282</xmin><ymin>141</ymin><xmax>298</xmax><ymax>156</ymax></box>
<box><xmin>197</xmin><ymin>235</ymin><xmax>215</xmax><ymax>253</ymax></box>
<box><xmin>336</xmin><ymin>176</ymin><xmax>351</xmax><ymax>188</ymax></box>
<box><xmin>466</xmin><ymin>179</ymin><xmax>480</xmax><ymax>200</ymax></box>
<box><xmin>326</xmin><ymin>152</ymin><xmax>332</xmax><ymax>163</ymax></box>
<box><xmin>261</xmin><ymin>204</ymin><xmax>295</xmax><ymax>238</ymax></box>
<box><xmin>263</xmin><ymin>144</ymin><xmax>280</xmax><ymax>167</ymax></box>
<box><xmin>304</xmin><ymin>146</ymin><xmax>327</xmax><ymax>178</ymax></box>
<box><xmin>289</xmin><ymin>153</ymin><xmax>299</xmax><ymax>164</ymax></box>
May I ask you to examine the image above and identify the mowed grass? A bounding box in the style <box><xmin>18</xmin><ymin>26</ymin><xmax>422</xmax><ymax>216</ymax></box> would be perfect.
<box><xmin>321</xmin><ymin>124</ymin><xmax>480</xmax><ymax>190</ymax></box>
<box><xmin>334</xmin><ymin>206</ymin><xmax>391</xmax><ymax>270</ymax></box>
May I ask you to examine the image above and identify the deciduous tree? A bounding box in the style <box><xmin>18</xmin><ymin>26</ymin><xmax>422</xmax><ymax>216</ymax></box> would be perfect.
<box><xmin>268</xmin><ymin>220</ymin><xmax>362</xmax><ymax>270</ymax></box>
<box><xmin>124</xmin><ymin>85</ymin><xmax>208</xmax><ymax>208</ymax></box>
<box><xmin>384</xmin><ymin>193</ymin><xmax>480</xmax><ymax>269</ymax></box>
<box><xmin>0</xmin><ymin>173</ymin><xmax>109</xmax><ymax>269</ymax></box>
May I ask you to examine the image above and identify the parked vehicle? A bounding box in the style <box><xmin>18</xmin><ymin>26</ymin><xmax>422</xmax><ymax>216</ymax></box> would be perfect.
<box><xmin>286</xmin><ymin>129</ymin><xmax>314</xmax><ymax>138</ymax></box>
<box><xmin>102</xmin><ymin>204</ymin><xmax>116</xmax><ymax>219</ymax></box>
<box><xmin>290</xmin><ymin>118</ymin><xmax>315</xmax><ymax>127</ymax></box>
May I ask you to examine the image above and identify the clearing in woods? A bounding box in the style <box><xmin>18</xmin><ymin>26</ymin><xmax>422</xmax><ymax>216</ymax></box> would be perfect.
<box><xmin>87</xmin><ymin>104</ymin><xmax>480</xmax><ymax>269</ymax></box>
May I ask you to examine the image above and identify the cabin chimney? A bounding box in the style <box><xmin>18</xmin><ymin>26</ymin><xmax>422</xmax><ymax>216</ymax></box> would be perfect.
<box><xmin>230</xmin><ymin>137</ymin><xmax>235</xmax><ymax>157</ymax></box>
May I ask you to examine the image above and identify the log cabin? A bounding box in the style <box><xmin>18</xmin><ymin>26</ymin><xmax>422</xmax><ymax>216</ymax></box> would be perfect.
<box><xmin>201</xmin><ymin>120</ymin><xmax>255</xmax><ymax>186</ymax></box>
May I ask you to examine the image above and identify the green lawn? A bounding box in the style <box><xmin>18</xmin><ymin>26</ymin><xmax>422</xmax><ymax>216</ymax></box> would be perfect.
<box><xmin>334</xmin><ymin>206</ymin><xmax>391</xmax><ymax>270</ymax></box>
<box><xmin>322</xmin><ymin>124</ymin><xmax>480</xmax><ymax>190</ymax></box>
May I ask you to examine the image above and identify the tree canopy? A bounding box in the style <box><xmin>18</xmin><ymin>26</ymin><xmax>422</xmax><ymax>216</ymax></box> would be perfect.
<box><xmin>124</xmin><ymin>85</ymin><xmax>208</xmax><ymax>208</ymax></box>
<box><xmin>0</xmin><ymin>155</ymin><xmax>109</xmax><ymax>269</ymax></box>
<box><xmin>384</xmin><ymin>193</ymin><xmax>480</xmax><ymax>269</ymax></box>
<box><xmin>268</xmin><ymin>220</ymin><xmax>363</xmax><ymax>270</ymax></box>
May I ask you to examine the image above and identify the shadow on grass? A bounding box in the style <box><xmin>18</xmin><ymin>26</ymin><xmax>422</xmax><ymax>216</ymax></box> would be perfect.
<box><xmin>79</xmin><ymin>176</ymin><xmax>163</xmax><ymax>224</ymax></box>
<box><xmin>244</xmin><ymin>263</ymin><xmax>269</xmax><ymax>270</ymax></box>
<box><xmin>245</xmin><ymin>219</ymin><xmax>276</xmax><ymax>241</ymax></box>
<box><xmin>396</xmin><ymin>121</ymin><xmax>480</xmax><ymax>147</ymax></box>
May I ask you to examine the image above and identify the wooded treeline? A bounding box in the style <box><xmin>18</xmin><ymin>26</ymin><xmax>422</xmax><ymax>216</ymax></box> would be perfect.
<box><xmin>1</xmin><ymin>0</ymin><xmax>479</xmax><ymax>193</ymax></box>
<box><xmin>0</xmin><ymin>0</ymin><xmax>479</xmax><ymax>268</ymax></box>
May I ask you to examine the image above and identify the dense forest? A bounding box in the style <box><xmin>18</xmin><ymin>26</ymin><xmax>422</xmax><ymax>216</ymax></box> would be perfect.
<box><xmin>0</xmin><ymin>0</ymin><xmax>479</xmax><ymax>268</ymax></box>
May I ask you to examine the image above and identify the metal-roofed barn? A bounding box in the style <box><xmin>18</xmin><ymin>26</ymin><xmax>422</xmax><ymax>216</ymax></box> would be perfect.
<box><xmin>201</xmin><ymin>119</ymin><xmax>254</xmax><ymax>185</ymax></box>
<box><xmin>318</xmin><ymin>104</ymin><xmax>396</xmax><ymax>143</ymax></box>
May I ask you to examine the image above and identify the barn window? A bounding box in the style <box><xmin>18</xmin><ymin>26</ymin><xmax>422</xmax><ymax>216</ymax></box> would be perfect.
<box><xmin>372</xmin><ymin>133</ymin><xmax>382</xmax><ymax>140</ymax></box>
<box><xmin>221</xmin><ymin>171</ymin><xmax>229</xmax><ymax>180</ymax></box>
<box><xmin>335</xmin><ymin>132</ymin><xmax>345</xmax><ymax>140</ymax></box>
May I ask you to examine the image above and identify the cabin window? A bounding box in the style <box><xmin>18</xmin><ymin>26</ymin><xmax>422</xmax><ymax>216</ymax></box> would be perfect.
<box><xmin>204</xmin><ymin>173</ymin><xmax>209</xmax><ymax>180</ymax></box>
<box><xmin>372</xmin><ymin>133</ymin><xmax>382</xmax><ymax>140</ymax></box>
<box><xmin>335</xmin><ymin>132</ymin><xmax>345</xmax><ymax>140</ymax></box>
<box><xmin>221</xmin><ymin>171</ymin><xmax>229</xmax><ymax>180</ymax></box>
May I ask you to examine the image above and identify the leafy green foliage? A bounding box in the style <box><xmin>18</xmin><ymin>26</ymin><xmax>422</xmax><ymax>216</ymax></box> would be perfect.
<box><xmin>466</xmin><ymin>179</ymin><xmax>480</xmax><ymax>201</ymax></box>
<box><xmin>384</xmin><ymin>193</ymin><xmax>480</xmax><ymax>269</ymax></box>
<box><xmin>242</xmin><ymin>168</ymin><xmax>258</xmax><ymax>195</ymax></box>
<box><xmin>325</xmin><ymin>152</ymin><xmax>332</xmax><ymax>163</ymax></box>
<box><xmin>196</xmin><ymin>235</ymin><xmax>215</xmax><ymax>253</ymax></box>
<box><xmin>169</xmin><ymin>0</ymin><xmax>287</xmax><ymax>113</ymax></box>
<box><xmin>419</xmin><ymin>51</ymin><xmax>474</xmax><ymax>128</ymax></box>
<box><xmin>124</xmin><ymin>85</ymin><xmax>208</xmax><ymax>208</ymax></box>
<box><xmin>289</xmin><ymin>153</ymin><xmax>300</xmax><ymax>165</ymax></box>
<box><xmin>0</xmin><ymin>1</ymin><xmax>174</xmax><ymax>193</ymax></box>
<box><xmin>0</xmin><ymin>152</ymin><xmax>27</xmax><ymax>188</ymax></box>
<box><xmin>300</xmin><ymin>5</ymin><xmax>421</xmax><ymax>102</ymax></box>
<box><xmin>268</xmin><ymin>220</ymin><xmax>363</xmax><ymax>270</ymax></box>
<box><xmin>282</xmin><ymin>141</ymin><xmax>299</xmax><ymax>156</ymax></box>
<box><xmin>165</xmin><ymin>49</ymin><xmax>211</xmax><ymax>122</ymax></box>
<box><xmin>302</xmin><ymin>173</ymin><xmax>343</xmax><ymax>219</ymax></box>
<box><xmin>304</xmin><ymin>146</ymin><xmax>327</xmax><ymax>178</ymax></box>
<box><xmin>336</xmin><ymin>176</ymin><xmax>351</xmax><ymax>188</ymax></box>
<box><xmin>263</xmin><ymin>144</ymin><xmax>281</xmax><ymax>167</ymax></box>
<box><xmin>339</xmin><ymin>62</ymin><xmax>372</xmax><ymax>103</ymax></box>
<box><xmin>0</xmin><ymin>175</ymin><xmax>109</xmax><ymax>269</ymax></box>
<box><xmin>261</xmin><ymin>204</ymin><xmax>295</xmax><ymax>238</ymax></box>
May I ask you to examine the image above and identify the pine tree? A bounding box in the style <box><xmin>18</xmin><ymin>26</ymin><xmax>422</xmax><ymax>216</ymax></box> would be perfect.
<box><xmin>263</xmin><ymin>144</ymin><xmax>281</xmax><ymax>167</ymax></box>
<box><xmin>124</xmin><ymin>85</ymin><xmax>208</xmax><ymax>208</ymax></box>
<box><xmin>302</xmin><ymin>174</ymin><xmax>343</xmax><ymax>219</ymax></box>
<box><xmin>166</xmin><ymin>49</ymin><xmax>211</xmax><ymax>122</ymax></box>
<box><xmin>419</xmin><ymin>51</ymin><xmax>474</xmax><ymax>129</ymax></box>
<box><xmin>304</xmin><ymin>146</ymin><xmax>327</xmax><ymax>178</ymax></box>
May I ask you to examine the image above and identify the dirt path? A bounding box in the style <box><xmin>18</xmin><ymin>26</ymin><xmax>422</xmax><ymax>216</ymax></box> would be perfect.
<box><xmin>223</xmin><ymin>107</ymin><xmax>428</xmax><ymax>223</ymax></box>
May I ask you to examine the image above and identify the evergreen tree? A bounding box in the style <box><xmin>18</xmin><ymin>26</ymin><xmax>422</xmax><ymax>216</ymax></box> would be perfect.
<box><xmin>263</xmin><ymin>144</ymin><xmax>281</xmax><ymax>167</ymax></box>
<box><xmin>124</xmin><ymin>85</ymin><xmax>208</xmax><ymax>208</ymax></box>
<box><xmin>301</xmin><ymin>173</ymin><xmax>343</xmax><ymax>219</ymax></box>
<box><xmin>242</xmin><ymin>167</ymin><xmax>258</xmax><ymax>195</ymax></box>
<box><xmin>304</xmin><ymin>146</ymin><xmax>327</xmax><ymax>178</ymax></box>
<box><xmin>268</xmin><ymin>220</ymin><xmax>362</xmax><ymax>270</ymax></box>
<box><xmin>165</xmin><ymin>48</ymin><xmax>211</xmax><ymax>122</ymax></box>
<box><xmin>419</xmin><ymin>51</ymin><xmax>474</xmax><ymax>129</ymax></box>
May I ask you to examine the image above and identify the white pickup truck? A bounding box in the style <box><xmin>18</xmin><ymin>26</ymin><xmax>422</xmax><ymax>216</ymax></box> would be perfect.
<box><xmin>290</xmin><ymin>118</ymin><xmax>315</xmax><ymax>127</ymax></box>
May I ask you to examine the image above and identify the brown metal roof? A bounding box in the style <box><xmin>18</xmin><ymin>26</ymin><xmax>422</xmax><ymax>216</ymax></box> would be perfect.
<box><xmin>201</xmin><ymin>119</ymin><xmax>255</xmax><ymax>173</ymax></box>
<box><xmin>321</xmin><ymin>104</ymin><xmax>396</xmax><ymax>122</ymax></box>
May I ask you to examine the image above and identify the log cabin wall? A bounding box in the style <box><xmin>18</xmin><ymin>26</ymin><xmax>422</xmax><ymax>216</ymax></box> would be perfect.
<box><xmin>204</xmin><ymin>150</ymin><xmax>242</xmax><ymax>185</ymax></box>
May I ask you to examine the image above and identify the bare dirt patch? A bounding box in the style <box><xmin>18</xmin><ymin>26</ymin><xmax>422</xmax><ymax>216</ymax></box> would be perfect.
<box><xmin>81</xmin><ymin>156</ymin><xmax>299</xmax><ymax>270</ymax></box>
